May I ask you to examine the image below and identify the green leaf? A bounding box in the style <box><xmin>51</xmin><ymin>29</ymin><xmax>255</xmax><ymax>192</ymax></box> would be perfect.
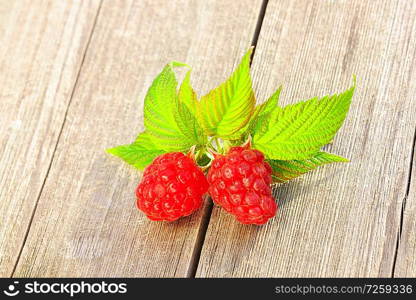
<box><xmin>175</xmin><ymin>70</ymin><xmax>207</xmax><ymax>145</ymax></box>
<box><xmin>143</xmin><ymin>62</ymin><xmax>200</xmax><ymax>151</ymax></box>
<box><xmin>253</xmin><ymin>84</ymin><xmax>355</xmax><ymax>160</ymax></box>
<box><xmin>197</xmin><ymin>48</ymin><xmax>256</xmax><ymax>137</ymax></box>
<box><xmin>107</xmin><ymin>144</ymin><xmax>165</xmax><ymax>170</ymax></box>
<box><xmin>178</xmin><ymin>70</ymin><xmax>198</xmax><ymax>115</ymax></box>
<box><xmin>171</xmin><ymin>61</ymin><xmax>190</xmax><ymax>68</ymax></box>
<box><xmin>134</xmin><ymin>130</ymin><xmax>159</xmax><ymax>146</ymax></box>
<box><xmin>176</xmin><ymin>98</ymin><xmax>207</xmax><ymax>146</ymax></box>
<box><xmin>256</xmin><ymin>86</ymin><xmax>282</xmax><ymax>118</ymax></box>
<box><xmin>224</xmin><ymin>86</ymin><xmax>282</xmax><ymax>141</ymax></box>
<box><xmin>107</xmin><ymin>132</ymin><xmax>165</xmax><ymax>170</ymax></box>
<box><xmin>250</xmin><ymin>86</ymin><xmax>282</xmax><ymax>136</ymax></box>
<box><xmin>268</xmin><ymin>151</ymin><xmax>349</xmax><ymax>183</ymax></box>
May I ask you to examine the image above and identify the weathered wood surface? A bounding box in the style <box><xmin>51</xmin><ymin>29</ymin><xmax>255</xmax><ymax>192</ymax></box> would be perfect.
<box><xmin>395</xmin><ymin>155</ymin><xmax>416</xmax><ymax>277</ymax></box>
<box><xmin>3</xmin><ymin>0</ymin><xmax>415</xmax><ymax>278</ymax></box>
<box><xmin>196</xmin><ymin>0</ymin><xmax>416</xmax><ymax>277</ymax></box>
<box><xmin>0</xmin><ymin>0</ymin><xmax>101</xmax><ymax>276</ymax></box>
<box><xmin>13</xmin><ymin>0</ymin><xmax>265</xmax><ymax>277</ymax></box>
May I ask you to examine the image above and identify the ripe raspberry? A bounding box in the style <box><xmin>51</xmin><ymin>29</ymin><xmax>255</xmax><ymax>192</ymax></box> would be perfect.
<box><xmin>136</xmin><ymin>152</ymin><xmax>208</xmax><ymax>221</ymax></box>
<box><xmin>207</xmin><ymin>147</ymin><xmax>277</xmax><ymax>225</ymax></box>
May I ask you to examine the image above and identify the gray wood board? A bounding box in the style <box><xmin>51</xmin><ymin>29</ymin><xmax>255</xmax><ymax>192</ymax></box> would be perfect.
<box><xmin>13</xmin><ymin>0</ymin><xmax>265</xmax><ymax>277</ymax></box>
<box><xmin>196</xmin><ymin>0</ymin><xmax>416</xmax><ymax>277</ymax></box>
<box><xmin>0</xmin><ymin>0</ymin><xmax>101</xmax><ymax>276</ymax></box>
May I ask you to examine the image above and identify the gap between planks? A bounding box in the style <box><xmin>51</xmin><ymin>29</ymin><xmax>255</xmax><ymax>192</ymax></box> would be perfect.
<box><xmin>9</xmin><ymin>0</ymin><xmax>104</xmax><ymax>278</ymax></box>
<box><xmin>186</xmin><ymin>0</ymin><xmax>270</xmax><ymax>278</ymax></box>
<box><xmin>13</xmin><ymin>0</ymin><xmax>410</xmax><ymax>278</ymax></box>
<box><xmin>10</xmin><ymin>0</ymin><xmax>268</xmax><ymax>278</ymax></box>
<box><xmin>194</xmin><ymin>0</ymin><xmax>416</xmax><ymax>278</ymax></box>
<box><xmin>391</xmin><ymin>124</ymin><xmax>416</xmax><ymax>276</ymax></box>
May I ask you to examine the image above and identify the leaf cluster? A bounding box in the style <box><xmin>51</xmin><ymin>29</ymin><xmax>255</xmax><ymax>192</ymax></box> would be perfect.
<box><xmin>107</xmin><ymin>49</ymin><xmax>355</xmax><ymax>182</ymax></box>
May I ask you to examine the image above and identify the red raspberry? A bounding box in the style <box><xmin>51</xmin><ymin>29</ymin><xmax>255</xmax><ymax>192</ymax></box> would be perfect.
<box><xmin>136</xmin><ymin>152</ymin><xmax>208</xmax><ymax>221</ymax></box>
<box><xmin>207</xmin><ymin>147</ymin><xmax>277</xmax><ymax>225</ymax></box>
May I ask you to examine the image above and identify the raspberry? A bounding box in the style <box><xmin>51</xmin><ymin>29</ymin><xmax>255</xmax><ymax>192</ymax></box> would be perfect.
<box><xmin>207</xmin><ymin>147</ymin><xmax>277</xmax><ymax>225</ymax></box>
<box><xmin>136</xmin><ymin>152</ymin><xmax>208</xmax><ymax>221</ymax></box>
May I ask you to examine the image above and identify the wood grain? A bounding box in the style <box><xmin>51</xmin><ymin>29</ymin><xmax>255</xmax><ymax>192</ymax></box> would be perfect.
<box><xmin>0</xmin><ymin>0</ymin><xmax>101</xmax><ymax>276</ymax></box>
<box><xmin>394</xmin><ymin>155</ymin><xmax>416</xmax><ymax>277</ymax></box>
<box><xmin>13</xmin><ymin>0</ymin><xmax>265</xmax><ymax>277</ymax></box>
<box><xmin>196</xmin><ymin>0</ymin><xmax>416</xmax><ymax>277</ymax></box>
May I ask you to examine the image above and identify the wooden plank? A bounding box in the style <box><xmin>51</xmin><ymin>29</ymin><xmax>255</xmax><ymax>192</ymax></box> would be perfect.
<box><xmin>197</xmin><ymin>0</ymin><xmax>416</xmax><ymax>277</ymax></box>
<box><xmin>0</xmin><ymin>0</ymin><xmax>101</xmax><ymax>276</ymax></box>
<box><xmin>394</xmin><ymin>157</ymin><xmax>416</xmax><ymax>277</ymax></box>
<box><xmin>13</xmin><ymin>0</ymin><xmax>265</xmax><ymax>277</ymax></box>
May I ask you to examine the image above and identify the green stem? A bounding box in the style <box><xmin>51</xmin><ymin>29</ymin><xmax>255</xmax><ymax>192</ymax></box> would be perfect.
<box><xmin>213</xmin><ymin>137</ymin><xmax>220</xmax><ymax>152</ymax></box>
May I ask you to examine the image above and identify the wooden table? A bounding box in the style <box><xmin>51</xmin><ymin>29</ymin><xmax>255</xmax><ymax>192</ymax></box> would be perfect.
<box><xmin>1</xmin><ymin>0</ymin><xmax>415</xmax><ymax>277</ymax></box>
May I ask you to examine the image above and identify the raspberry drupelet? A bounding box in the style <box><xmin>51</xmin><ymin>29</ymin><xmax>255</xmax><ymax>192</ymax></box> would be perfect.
<box><xmin>207</xmin><ymin>146</ymin><xmax>277</xmax><ymax>225</ymax></box>
<box><xmin>136</xmin><ymin>152</ymin><xmax>208</xmax><ymax>221</ymax></box>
